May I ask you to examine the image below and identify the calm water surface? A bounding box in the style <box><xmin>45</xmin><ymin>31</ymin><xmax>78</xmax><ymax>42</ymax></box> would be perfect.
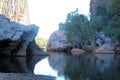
<box><xmin>0</xmin><ymin>52</ymin><xmax>120</xmax><ymax>80</ymax></box>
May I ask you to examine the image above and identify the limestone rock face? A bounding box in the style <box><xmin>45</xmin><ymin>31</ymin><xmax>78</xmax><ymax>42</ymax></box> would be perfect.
<box><xmin>46</xmin><ymin>30</ymin><xmax>69</xmax><ymax>51</ymax></box>
<box><xmin>0</xmin><ymin>14</ymin><xmax>40</xmax><ymax>56</ymax></box>
<box><xmin>0</xmin><ymin>0</ymin><xmax>29</xmax><ymax>25</ymax></box>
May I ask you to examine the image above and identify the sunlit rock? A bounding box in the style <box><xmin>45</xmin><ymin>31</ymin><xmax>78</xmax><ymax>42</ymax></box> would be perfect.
<box><xmin>46</xmin><ymin>30</ymin><xmax>69</xmax><ymax>51</ymax></box>
<box><xmin>0</xmin><ymin>0</ymin><xmax>30</xmax><ymax>25</ymax></box>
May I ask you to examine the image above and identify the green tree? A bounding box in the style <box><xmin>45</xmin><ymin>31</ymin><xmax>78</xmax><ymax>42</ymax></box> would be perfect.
<box><xmin>59</xmin><ymin>9</ymin><xmax>96</xmax><ymax>48</ymax></box>
<box><xmin>91</xmin><ymin>0</ymin><xmax>120</xmax><ymax>42</ymax></box>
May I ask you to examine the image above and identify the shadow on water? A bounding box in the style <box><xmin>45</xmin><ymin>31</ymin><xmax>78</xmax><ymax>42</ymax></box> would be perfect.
<box><xmin>0</xmin><ymin>52</ymin><xmax>120</xmax><ymax>80</ymax></box>
<box><xmin>0</xmin><ymin>55</ymin><xmax>47</xmax><ymax>73</ymax></box>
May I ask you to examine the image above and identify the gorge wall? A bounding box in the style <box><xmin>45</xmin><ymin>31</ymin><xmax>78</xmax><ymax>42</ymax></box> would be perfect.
<box><xmin>0</xmin><ymin>0</ymin><xmax>43</xmax><ymax>56</ymax></box>
<box><xmin>0</xmin><ymin>0</ymin><xmax>30</xmax><ymax>25</ymax></box>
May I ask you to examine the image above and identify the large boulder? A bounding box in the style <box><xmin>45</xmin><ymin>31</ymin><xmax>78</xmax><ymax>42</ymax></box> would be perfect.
<box><xmin>95</xmin><ymin>37</ymin><xmax>115</xmax><ymax>53</ymax></box>
<box><xmin>46</xmin><ymin>30</ymin><xmax>69</xmax><ymax>51</ymax></box>
<box><xmin>0</xmin><ymin>14</ymin><xmax>42</xmax><ymax>56</ymax></box>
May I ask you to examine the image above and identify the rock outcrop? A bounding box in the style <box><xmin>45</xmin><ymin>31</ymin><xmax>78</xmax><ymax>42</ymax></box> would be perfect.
<box><xmin>0</xmin><ymin>14</ymin><xmax>41</xmax><ymax>56</ymax></box>
<box><xmin>46</xmin><ymin>30</ymin><xmax>69</xmax><ymax>51</ymax></box>
<box><xmin>0</xmin><ymin>0</ymin><xmax>29</xmax><ymax>25</ymax></box>
<box><xmin>95</xmin><ymin>36</ymin><xmax>115</xmax><ymax>53</ymax></box>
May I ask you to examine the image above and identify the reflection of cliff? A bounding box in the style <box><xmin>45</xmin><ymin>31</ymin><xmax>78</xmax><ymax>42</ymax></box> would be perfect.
<box><xmin>0</xmin><ymin>56</ymin><xmax>47</xmax><ymax>73</ymax></box>
<box><xmin>0</xmin><ymin>57</ymin><xmax>28</xmax><ymax>73</ymax></box>
<box><xmin>95</xmin><ymin>54</ymin><xmax>115</xmax><ymax>73</ymax></box>
<box><xmin>64</xmin><ymin>54</ymin><xmax>119</xmax><ymax>80</ymax></box>
<box><xmin>48</xmin><ymin>52</ymin><xmax>68</xmax><ymax>76</ymax></box>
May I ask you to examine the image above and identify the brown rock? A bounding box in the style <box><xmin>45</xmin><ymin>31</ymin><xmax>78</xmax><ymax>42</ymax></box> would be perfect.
<box><xmin>71</xmin><ymin>48</ymin><xmax>84</xmax><ymax>54</ymax></box>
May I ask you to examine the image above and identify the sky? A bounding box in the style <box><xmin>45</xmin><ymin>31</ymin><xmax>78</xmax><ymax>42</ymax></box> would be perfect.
<box><xmin>27</xmin><ymin>0</ymin><xmax>90</xmax><ymax>39</ymax></box>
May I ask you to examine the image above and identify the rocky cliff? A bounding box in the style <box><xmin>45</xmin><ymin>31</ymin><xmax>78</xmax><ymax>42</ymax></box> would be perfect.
<box><xmin>90</xmin><ymin>0</ymin><xmax>109</xmax><ymax>15</ymax></box>
<box><xmin>0</xmin><ymin>0</ymin><xmax>44</xmax><ymax>56</ymax></box>
<box><xmin>90</xmin><ymin>0</ymin><xmax>96</xmax><ymax>15</ymax></box>
<box><xmin>0</xmin><ymin>15</ymin><xmax>41</xmax><ymax>56</ymax></box>
<box><xmin>0</xmin><ymin>0</ymin><xmax>29</xmax><ymax>25</ymax></box>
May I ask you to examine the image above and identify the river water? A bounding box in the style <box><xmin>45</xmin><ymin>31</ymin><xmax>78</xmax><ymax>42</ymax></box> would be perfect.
<box><xmin>0</xmin><ymin>52</ymin><xmax>120</xmax><ymax>80</ymax></box>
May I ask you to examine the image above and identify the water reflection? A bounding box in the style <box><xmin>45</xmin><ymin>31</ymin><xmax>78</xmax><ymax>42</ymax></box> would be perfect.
<box><xmin>34</xmin><ymin>52</ymin><xmax>67</xmax><ymax>80</ymax></box>
<box><xmin>34</xmin><ymin>57</ymin><xmax>58</xmax><ymax>76</ymax></box>
<box><xmin>64</xmin><ymin>54</ymin><xmax>119</xmax><ymax>80</ymax></box>
<box><xmin>0</xmin><ymin>52</ymin><xmax>120</xmax><ymax>80</ymax></box>
<box><xmin>34</xmin><ymin>52</ymin><xmax>120</xmax><ymax>80</ymax></box>
<box><xmin>0</xmin><ymin>55</ymin><xmax>46</xmax><ymax>73</ymax></box>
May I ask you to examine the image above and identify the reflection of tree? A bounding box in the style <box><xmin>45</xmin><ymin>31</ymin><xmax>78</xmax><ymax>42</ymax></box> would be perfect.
<box><xmin>64</xmin><ymin>54</ymin><xmax>120</xmax><ymax>80</ymax></box>
<box><xmin>64</xmin><ymin>54</ymin><xmax>96</xmax><ymax>80</ymax></box>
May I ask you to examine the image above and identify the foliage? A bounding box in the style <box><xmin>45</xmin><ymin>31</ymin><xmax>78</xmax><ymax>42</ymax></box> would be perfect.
<box><xmin>58</xmin><ymin>0</ymin><xmax>120</xmax><ymax>47</ymax></box>
<box><xmin>59</xmin><ymin>9</ymin><xmax>96</xmax><ymax>47</ymax></box>
<box><xmin>104</xmin><ymin>14</ymin><xmax>120</xmax><ymax>40</ymax></box>
<box><xmin>91</xmin><ymin>0</ymin><xmax>120</xmax><ymax>41</ymax></box>
<box><xmin>102</xmin><ymin>0</ymin><xmax>120</xmax><ymax>40</ymax></box>
<box><xmin>35</xmin><ymin>37</ymin><xmax>48</xmax><ymax>48</ymax></box>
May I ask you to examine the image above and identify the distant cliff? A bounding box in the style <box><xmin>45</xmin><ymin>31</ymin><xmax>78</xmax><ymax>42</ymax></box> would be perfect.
<box><xmin>90</xmin><ymin>0</ymin><xmax>109</xmax><ymax>15</ymax></box>
<box><xmin>0</xmin><ymin>0</ymin><xmax>30</xmax><ymax>25</ymax></box>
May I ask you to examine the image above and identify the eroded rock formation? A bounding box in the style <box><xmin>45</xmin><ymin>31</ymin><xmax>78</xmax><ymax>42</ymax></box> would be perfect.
<box><xmin>0</xmin><ymin>0</ymin><xmax>30</xmax><ymax>25</ymax></box>
<box><xmin>0</xmin><ymin>14</ymin><xmax>41</xmax><ymax>56</ymax></box>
